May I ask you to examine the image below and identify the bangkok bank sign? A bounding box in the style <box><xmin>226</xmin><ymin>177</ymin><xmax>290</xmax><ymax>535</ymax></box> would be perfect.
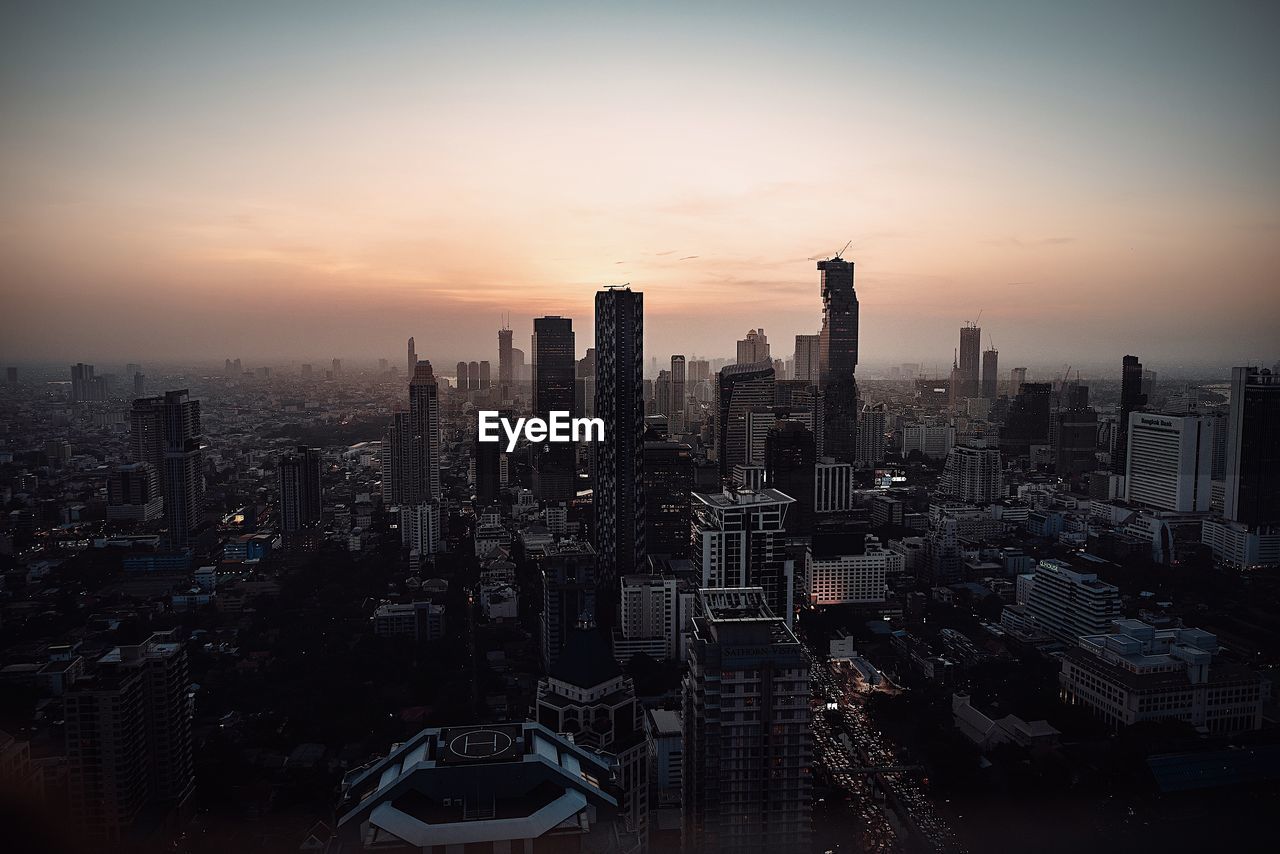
<box><xmin>477</xmin><ymin>410</ymin><xmax>605</xmax><ymax>452</ymax></box>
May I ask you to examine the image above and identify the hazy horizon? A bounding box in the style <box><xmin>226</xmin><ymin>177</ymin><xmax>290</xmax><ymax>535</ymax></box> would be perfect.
<box><xmin>3</xmin><ymin>1</ymin><xmax>1278</xmax><ymax>369</ymax></box>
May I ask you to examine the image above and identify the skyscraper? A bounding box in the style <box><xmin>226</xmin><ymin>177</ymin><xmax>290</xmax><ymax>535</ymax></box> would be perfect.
<box><xmin>714</xmin><ymin>362</ymin><xmax>775</xmax><ymax>477</ymax></box>
<box><xmin>736</xmin><ymin>328</ymin><xmax>770</xmax><ymax>364</ymax></box>
<box><xmin>765</xmin><ymin>420</ymin><xmax>816</xmax><ymax>534</ymax></box>
<box><xmin>1112</xmin><ymin>354</ymin><xmax>1148</xmax><ymax>475</ymax></box>
<box><xmin>540</xmin><ymin>540</ymin><xmax>598</xmax><ymax>669</ymax></box>
<box><xmin>816</xmin><ymin>256</ymin><xmax>860</xmax><ymax>461</ymax></box>
<box><xmin>981</xmin><ymin>346</ymin><xmax>999</xmax><ymax>399</ymax></box>
<box><xmin>670</xmin><ymin>354</ymin><xmax>687</xmax><ymax>430</ymax></box>
<box><xmin>1054</xmin><ymin>383</ymin><xmax>1099</xmax><ymax>477</ymax></box>
<box><xmin>794</xmin><ymin>333</ymin><xmax>820</xmax><ymax>384</ymax></box>
<box><xmin>691</xmin><ymin>488</ymin><xmax>796</xmax><ymax>624</ymax></box>
<box><xmin>940</xmin><ymin>440</ymin><xmax>1004</xmax><ymax>504</ymax></box>
<box><xmin>643</xmin><ymin>440</ymin><xmax>694</xmax><ymax>558</ymax></box>
<box><xmin>66</xmin><ymin>632</ymin><xmax>194</xmax><ymax>846</ymax></box>
<box><xmin>1010</xmin><ymin>366</ymin><xmax>1027</xmax><ymax>395</ymax></box>
<box><xmin>478</xmin><ymin>359</ymin><xmax>491</xmax><ymax>390</ymax></box>
<box><xmin>279</xmin><ymin>446</ymin><xmax>323</xmax><ymax>532</ymax></box>
<box><xmin>958</xmin><ymin>323</ymin><xmax>982</xmax><ymax>399</ymax></box>
<box><xmin>855</xmin><ymin>401</ymin><xmax>887</xmax><ymax>465</ymax></box>
<box><xmin>594</xmin><ymin>287</ymin><xmax>645</xmax><ymax>611</ymax></box>
<box><xmin>683</xmin><ymin>587</ymin><xmax>811</xmax><ymax>854</ymax></box>
<box><xmin>455</xmin><ymin>360</ymin><xmax>469</xmax><ymax>392</ymax></box>
<box><xmin>137</xmin><ymin>389</ymin><xmax>205</xmax><ymax>550</ymax></box>
<box><xmin>1001</xmin><ymin>382</ymin><xmax>1052</xmax><ymax>457</ymax></box>
<box><xmin>1223</xmin><ymin>366</ymin><xmax>1280</xmax><ymax>526</ymax></box>
<box><xmin>406</xmin><ymin>336</ymin><xmax>416</xmax><ymax>377</ymax></box>
<box><xmin>468</xmin><ymin>360</ymin><xmax>480</xmax><ymax>391</ymax></box>
<box><xmin>498</xmin><ymin>325</ymin><xmax>513</xmax><ymax>397</ymax></box>
<box><xmin>408</xmin><ymin>361</ymin><xmax>441</xmax><ymax>503</ymax></box>
<box><xmin>380</xmin><ymin>411</ymin><xmax>411</xmax><ymax>506</ymax></box>
<box><xmin>533</xmin><ymin>316</ymin><xmax>576</xmax><ymax>502</ymax></box>
<box><xmin>1124</xmin><ymin>413</ymin><xmax>1213</xmax><ymax>512</ymax></box>
<box><xmin>654</xmin><ymin>369</ymin><xmax>672</xmax><ymax>418</ymax></box>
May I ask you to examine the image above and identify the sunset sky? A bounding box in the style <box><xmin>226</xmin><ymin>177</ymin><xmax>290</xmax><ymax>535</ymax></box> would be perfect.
<box><xmin>2</xmin><ymin>1</ymin><xmax>1277</xmax><ymax>372</ymax></box>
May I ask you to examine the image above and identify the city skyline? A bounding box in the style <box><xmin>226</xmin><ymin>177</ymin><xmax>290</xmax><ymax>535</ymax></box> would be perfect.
<box><xmin>2</xmin><ymin>2</ymin><xmax>1278</xmax><ymax>367</ymax></box>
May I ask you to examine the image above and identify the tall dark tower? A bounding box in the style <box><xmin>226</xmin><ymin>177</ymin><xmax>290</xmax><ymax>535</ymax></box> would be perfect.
<box><xmin>1112</xmin><ymin>355</ymin><xmax>1148</xmax><ymax>475</ymax></box>
<box><xmin>958</xmin><ymin>324</ymin><xmax>981</xmax><ymax>398</ymax></box>
<box><xmin>816</xmin><ymin>256</ymin><xmax>859</xmax><ymax>461</ymax></box>
<box><xmin>407</xmin><ymin>337</ymin><xmax>416</xmax><ymax>377</ymax></box>
<box><xmin>279</xmin><ymin>446</ymin><xmax>322</xmax><ymax>532</ymax></box>
<box><xmin>498</xmin><ymin>324</ymin><xmax>514</xmax><ymax>397</ymax></box>
<box><xmin>408</xmin><ymin>361</ymin><xmax>441</xmax><ymax>503</ymax></box>
<box><xmin>981</xmin><ymin>347</ymin><xmax>999</xmax><ymax>400</ymax></box>
<box><xmin>766</xmin><ymin>420</ymin><xmax>817</xmax><ymax>534</ymax></box>
<box><xmin>533</xmin><ymin>316</ymin><xmax>576</xmax><ymax>502</ymax></box>
<box><xmin>158</xmin><ymin>390</ymin><xmax>205</xmax><ymax>550</ymax></box>
<box><xmin>1224</xmin><ymin>367</ymin><xmax>1280</xmax><ymax>527</ymax></box>
<box><xmin>594</xmin><ymin>287</ymin><xmax>645</xmax><ymax>620</ymax></box>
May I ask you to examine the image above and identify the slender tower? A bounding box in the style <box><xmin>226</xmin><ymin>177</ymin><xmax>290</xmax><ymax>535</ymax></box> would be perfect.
<box><xmin>816</xmin><ymin>255</ymin><xmax>859</xmax><ymax>461</ymax></box>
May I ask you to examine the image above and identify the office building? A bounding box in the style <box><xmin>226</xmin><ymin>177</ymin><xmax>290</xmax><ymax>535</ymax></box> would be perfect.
<box><xmin>1001</xmin><ymin>382</ymin><xmax>1052</xmax><ymax>457</ymax></box>
<box><xmin>71</xmin><ymin>362</ymin><xmax>107</xmax><ymax>403</ymax></box>
<box><xmin>765</xmin><ymin>420</ymin><xmax>816</xmax><ymax>532</ymax></box>
<box><xmin>715</xmin><ymin>362</ymin><xmax>775</xmax><ymax>477</ymax></box>
<box><xmin>1055</xmin><ymin>384</ymin><xmax>1099</xmax><ymax>477</ymax></box>
<box><xmin>408</xmin><ymin>361</ymin><xmax>441</xmax><ymax>503</ymax></box>
<box><xmin>1112</xmin><ymin>355</ymin><xmax>1149</xmax><ymax>474</ymax></box>
<box><xmin>381</xmin><ymin>411</ymin><xmax>411</xmax><ymax>506</ymax></box>
<box><xmin>1124</xmin><ymin>412</ymin><xmax>1213</xmax><ymax>512</ymax></box>
<box><xmin>958</xmin><ymin>324</ymin><xmax>981</xmax><ymax>399</ymax></box>
<box><xmin>333</xmin><ymin>722</ymin><xmax>638</xmax><ymax>854</ymax></box>
<box><xmin>981</xmin><ymin>347</ymin><xmax>999</xmax><ymax>399</ymax></box>
<box><xmin>278</xmin><ymin>446</ymin><xmax>323</xmax><ymax>532</ymax></box>
<box><xmin>1060</xmin><ymin>619</ymin><xmax>1265</xmax><ymax>734</ymax></box>
<box><xmin>400</xmin><ymin>501</ymin><xmax>441</xmax><ymax>557</ymax></box>
<box><xmin>816</xmin><ymin>256</ymin><xmax>860</xmax><ymax>461</ymax></box>
<box><xmin>498</xmin><ymin>325</ymin><xmax>513</xmax><ymax>396</ymax></box>
<box><xmin>940</xmin><ymin>441</ymin><xmax>1003</xmax><ymax>505</ymax></box>
<box><xmin>670</xmin><ymin>355</ymin><xmax>687</xmax><ymax>430</ymax></box>
<box><xmin>65</xmin><ymin>632</ymin><xmax>194</xmax><ymax>846</ymax></box>
<box><xmin>406</xmin><ymin>336</ymin><xmax>416</xmax><ymax>377</ymax></box>
<box><xmin>902</xmin><ymin>421</ymin><xmax>955</xmax><ymax>459</ymax></box>
<box><xmin>683</xmin><ymin>588</ymin><xmax>811</xmax><ymax>854</ymax></box>
<box><xmin>1223</xmin><ymin>366</ymin><xmax>1280</xmax><ymax>526</ymax></box>
<box><xmin>654</xmin><ymin>369</ymin><xmax>672</xmax><ymax>417</ymax></box>
<box><xmin>131</xmin><ymin>390</ymin><xmax>205</xmax><ymax>550</ymax></box>
<box><xmin>643</xmin><ymin>440</ymin><xmax>693</xmax><ymax>558</ymax></box>
<box><xmin>456</xmin><ymin>360</ymin><xmax>469</xmax><ymax>392</ymax></box>
<box><xmin>855</xmin><ymin>401</ymin><xmax>887</xmax><ymax>465</ymax></box>
<box><xmin>1020</xmin><ymin>559</ymin><xmax>1122</xmax><ymax>644</ymax></box>
<box><xmin>736</xmin><ymin>328</ymin><xmax>770</xmax><ymax>364</ymax></box>
<box><xmin>806</xmin><ymin>533</ymin><xmax>899</xmax><ymax>606</ymax></box>
<box><xmin>106</xmin><ymin>462</ymin><xmax>163</xmax><ymax>522</ymax></box>
<box><xmin>533</xmin><ymin>316</ymin><xmax>577</xmax><ymax>503</ymax></box>
<box><xmin>614</xmin><ymin>570</ymin><xmax>695</xmax><ymax>663</ymax></box>
<box><xmin>478</xmin><ymin>359</ymin><xmax>491</xmax><ymax>390</ymax></box>
<box><xmin>535</xmin><ymin>629</ymin><xmax>648</xmax><ymax>844</ymax></box>
<box><xmin>540</xmin><ymin>540</ymin><xmax>598</xmax><ymax>669</ymax></box>
<box><xmin>692</xmin><ymin>488</ymin><xmax>796</xmax><ymax>624</ymax></box>
<box><xmin>595</xmin><ymin>288</ymin><xmax>646</xmax><ymax>607</ymax></box>
<box><xmin>814</xmin><ymin>457</ymin><xmax>853</xmax><ymax>514</ymax></box>
<box><xmin>794</xmin><ymin>333</ymin><xmax>820</xmax><ymax>385</ymax></box>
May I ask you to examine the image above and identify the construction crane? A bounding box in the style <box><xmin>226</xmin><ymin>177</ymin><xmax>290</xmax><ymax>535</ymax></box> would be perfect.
<box><xmin>807</xmin><ymin>239</ymin><xmax>854</xmax><ymax>262</ymax></box>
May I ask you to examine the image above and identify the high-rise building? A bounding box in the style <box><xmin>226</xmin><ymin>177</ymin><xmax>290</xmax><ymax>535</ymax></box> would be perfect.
<box><xmin>855</xmin><ymin>401</ymin><xmax>887</xmax><ymax>465</ymax></box>
<box><xmin>279</xmin><ymin>446</ymin><xmax>323</xmax><ymax>532</ymax></box>
<box><xmin>406</xmin><ymin>336</ymin><xmax>416</xmax><ymax>377</ymax></box>
<box><xmin>794</xmin><ymin>333</ymin><xmax>820</xmax><ymax>384</ymax></box>
<box><xmin>1112</xmin><ymin>355</ymin><xmax>1149</xmax><ymax>475</ymax></box>
<box><xmin>533</xmin><ymin>316</ymin><xmax>576</xmax><ymax>503</ymax></box>
<box><xmin>615</xmin><ymin>569</ymin><xmax>696</xmax><ymax>663</ymax></box>
<box><xmin>1124</xmin><ymin>412</ymin><xmax>1213</xmax><ymax>512</ymax></box>
<box><xmin>654</xmin><ymin>369</ymin><xmax>672</xmax><ymax>417</ymax></box>
<box><xmin>66</xmin><ymin>632</ymin><xmax>193</xmax><ymax>846</ymax></box>
<box><xmin>816</xmin><ymin>257</ymin><xmax>859</xmax><ymax>461</ymax></box>
<box><xmin>132</xmin><ymin>371</ymin><xmax>145</xmax><ymax>396</ymax></box>
<box><xmin>594</xmin><ymin>287</ymin><xmax>645</xmax><ymax>608</ymax></box>
<box><xmin>331</xmin><ymin>358</ymin><xmax>342</xmax><ymax>376</ymax></box>
<box><xmin>456</xmin><ymin>360</ymin><xmax>469</xmax><ymax>391</ymax></box>
<box><xmin>981</xmin><ymin>347</ymin><xmax>999</xmax><ymax>399</ymax></box>
<box><xmin>408</xmin><ymin>361</ymin><xmax>441</xmax><ymax>503</ymax></box>
<box><xmin>1009</xmin><ymin>366</ymin><xmax>1027</xmax><ymax>395</ymax></box>
<box><xmin>806</xmin><ymin>534</ymin><xmax>900</xmax><ymax>606</ymax></box>
<box><xmin>670</xmin><ymin>355</ymin><xmax>687</xmax><ymax>430</ymax></box>
<box><xmin>940</xmin><ymin>440</ymin><xmax>1004</xmax><ymax>504</ymax></box>
<box><xmin>133</xmin><ymin>389</ymin><xmax>205</xmax><ymax>550</ymax></box>
<box><xmin>1054</xmin><ymin>383</ymin><xmax>1098</xmax><ymax>477</ymax></box>
<box><xmin>1001</xmin><ymin>382</ymin><xmax>1052</xmax><ymax>457</ymax></box>
<box><xmin>70</xmin><ymin>362</ymin><xmax>107</xmax><ymax>403</ymax></box>
<box><xmin>478</xmin><ymin>359</ymin><xmax>491</xmax><ymax>390</ymax></box>
<box><xmin>765</xmin><ymin>420</ymin><xmax>816</xmax><ymax>533</ymax></box>
<box><xmin>692</xmin><ymin>488</ymin><xmax>796</xmax><ymax>624</ymax></box>
<box><xmin>736</xmin><ymin>328</ymin><xmax>770</xmax><ymax>364</ymax></box>
<box><xmin>107</xmin><ymin>462</ymin><xmax>163</xmax><ymax>521</ymax></box>
<box><xmin>958</xmin><ymin>324</ymin><xmax>982</xmax><ymax>399</ymax></box>
<box><xmin>1019</xmin><ymin>559</ymin><xmax>1122</xmax><ymax>644</ymax></box>
<box><xmin>643</xmin><ymin>440</ymin><xmax>693</xmax><ymax>558</ymax></box>
<box><xmin>468</xmin><ymin>360</ymin><xmax>481</xmax><ymax>391</ymax></box>
<box><xmin>540</xmin><ymin>540</ymin><xmax>598</xmax><ymax>669</ymax></box>
<box><xmin>473</xmin><ymin>416</ymin><xmax>503</xmax><ymax>508</ymax></box>
<box><xmin>380</xmin><ymin>411</ymin><xmax>411</xmax><ymax>506</ymax></box>
<box><xmin>498</xmin><ymin>325</ymin><xmax>513</xmax><ymax>396</ymax></box>
<box><xmin>1223</xmin><ymin>366</ymin><xmax>1280</xmax><ymax>527</ymax></box>
<box><xmin>715</xmin><ymin>362</ymin><xmax>775</xmax><ymax>477</ymax></box>
<box><xmin>688</xmin><ymin>358</ymin><xmax>710</xmax><ymax>386</ymax></box>
<box><xmin>814</xmin><ymin>458</ymin><xmax>854</xmax><ymax>514</ymax></box>
<box><xmin>683</xmin><ymin>587</ymin><xmax>811</xmax><ymax>854</ymax></box>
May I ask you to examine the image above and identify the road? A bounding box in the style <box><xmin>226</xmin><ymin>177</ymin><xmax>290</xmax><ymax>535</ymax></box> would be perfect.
<box><xmin>806</xmin><ymin>642</ymin><xmax>966</xmax><ymax>854</ymax></box>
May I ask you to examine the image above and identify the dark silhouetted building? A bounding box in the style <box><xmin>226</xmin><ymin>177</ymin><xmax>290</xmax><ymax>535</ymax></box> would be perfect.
<box><xmin>1112</xmin><ymin>354</ymin><xmax>1148</xmax><ymax>474</ymax></box>
<box><xmin>279</xmin><ymin>446</ymin><xmax>323</xmax><ymax>532</ymax></box>
<box><xmin>1001</xmin><ymin>382</ymin><xmax>1052</xmax><ymax>457</ymax></box>
<box><xmin>533</xmin><ymin>316</ymin><xmax>576</xmax><ymax>502</ymax></box>
<box><xmin>958</xmin><ymin>324</ymin><xmax>981</xmax><ymax>399</ymax></box>
<box><xmin>981</xmin><ymin>347</ymin><xmax>999</xmax><ymax>399</ymax></box>
<box><xmin>594</xmin><ymin>287</ymin><xmax>645</xmax><ymax>609</ymax></box>
<box><xmin>540</xmin><ymin>540</ymin><xmax>598</xmax><ymax>669</ymax></box>
<box><xmin>765</xmin><ymin>420</ymin><xmax>816</xmax><ymax>534</ymax></box>
<box><xmin>715</xmin><ymin>362</ymin><xmax>775</xmax><ymax>478</ymax></box>
<box><xmin>816</xmin><ymin>256</ymin><xmax>860</xmax><ymax>461</ymax></box>
<box><xmin>643</xmin><ymin>440</ymin><xmax>694</xmax><ymax>558</ymax></box>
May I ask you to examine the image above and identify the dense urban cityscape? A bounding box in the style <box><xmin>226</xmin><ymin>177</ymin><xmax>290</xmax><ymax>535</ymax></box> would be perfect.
<box><xmin>4</xmin><ymin>2</ymin><xmax>1279</xmax><ymax>853</ymax></box>
<box><xmin>2</xmin><ymin>256</ymin><xmax>1278</xmax><ymax>852</ymax></box>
